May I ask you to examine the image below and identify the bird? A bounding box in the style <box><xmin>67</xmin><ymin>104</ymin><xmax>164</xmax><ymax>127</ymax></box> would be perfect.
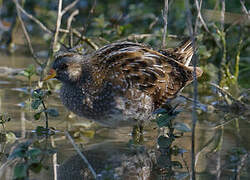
<box><xmin>44</xmin><ymin>39</ymin><xmax>203</xmax><ymax>127</ymax></box>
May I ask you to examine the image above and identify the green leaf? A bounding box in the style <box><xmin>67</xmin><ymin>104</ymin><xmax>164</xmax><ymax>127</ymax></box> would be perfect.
<box><xmin>6</xmin><ymin>131</ymin><xmax>16</xmax><ymax>142</ymax></box>
<box><xmin>153</xmin><ymin>108</ymin><xmax>167</xmax><ymax>114</ymax></box>
<box><xmin>9</xmin><ymin>141</ymin><xmax>31</xmax><ymax>160</ymax></box>
<box><xmin>20</xmin><ymin>70</ymin><xmax>30</xmax><ymax>77</ymax></box>
<box><xmin>27</xmin><ymin>148</ymin><xmax>42</xmax><ymax>159</ymax></box>
<box><xmin>29</xmin><ymin>163</ymin><xmax>43</xmax><ymax>174</ymax></box>
<box><xmin>31</xmin><ymin>100</ymin><xmax>42</xmax><ymax>109</ymax></box>
<box><xmin>13</xmin><ymin>163</ymin><xmax>28</xmax><ymax>179</ymax></box>
<box><xmin>157</xmin><ymin>154</ymin><xmax>171</xmax><ymax>168</ymax></box>
<box><xmin>157</xmin><ymin>135</ymin><xmax>173</xmax><ymax>148</ymax></box>
<box><xmin>173</xmin><ymin>122</ymin><xmax>191</xmax><ymax>132</ymax></box>
<box><xmin>26</xmin><ymin>64</ymin><xmax>35</xmax><ymax>71</ymax></box>
<box><xmin>35</xmin><ymin>126</ymin><xmax>49</xmax><ymax>136</ymax></box>
<box><xmin>171</xmin><ymin>161</ymin><xmax>183</xmax><ymax>169</ymax></box>
<box><xmin>26</xmin><ymin>64</ymin><xmax>36</xmax><ymax>75</ymax></box>
<box><xmin>156</xmin><ymin>114</ymin><xmax>173</xmax><ymax>128</ymax></box>
<box><xmin>6</xmin><ymin>116</ymin><xmax>11</xmax><ymax>121</ymax></box>
<box><xmin>34</xmin><ymin>112</ymin><xmax>41</xmax><ymax>120</ymax></box>
<box><xmin>9</xmin><ymin>149</ymin><xmax>26</xmax><ymax>160</ymax></box>
<box><xmin>0</xmin><ymin>113</ymin><xmax>11</xmax><ymax>123</ymax></box>
<box><xmin>46</xmin><ymin>108</ymin><xmax>59</xmax><ymax>117</ymax></box>
<box><xmin>32</xmin><ymin>89</ymin><xmax>44</xmax><ymax>99</ymax></box>
<box><xmin>94</xmin><ymin>14</ymin><xmax>108</xmax><ymax>28</ymax></box>
<box><xmin>155</xmin><ymin>109</ymin><xmax>181</xmax><ymax>128</ymax></box>
<box><xmin>20</xmin><ymin>65</ymin><xmax>36</xmax><ymax>79</ymax></box>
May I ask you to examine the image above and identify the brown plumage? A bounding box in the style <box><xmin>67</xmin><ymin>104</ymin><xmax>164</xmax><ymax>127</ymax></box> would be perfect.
<box><xmin>45</xmin><ymin>39</ymin><xmax>203</xmax><ymax>126</ymax></box>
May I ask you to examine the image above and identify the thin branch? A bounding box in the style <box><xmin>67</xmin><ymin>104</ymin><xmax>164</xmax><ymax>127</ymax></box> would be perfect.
<box><xmin>209</xmin><ymin>83</ymin><xmax>245</xmax><ymax>105</ymax></box>
<box><xmin>58</xmin><ymin>28</ymin><xmax>99</xmax><ymax>50</ymax></box>
<box><xmin>65</xmin><ymin>131</ymin><xmax>97</xmax><ymax>179</ymax></box>
<box><xmin>72</xmin><ymin>29</ymin><xmax>99</xmax><ymax>50</ymax></box>
<box><xmin>67</xmin><ymin>10</ymin><xmax>79</xmax><ymax>31</ymax></box>
<box><xmin>220</xmin><ymin>0</ymin><xmax>225</xmax><ymax>32</ymax></box>
<box><xmin>41</xmin><ymin>101</ymin><xmax>49</xmax><ymax>130</ymax></box>
<box><xmin>211</xmin><ymin>117</ymin><xmax>236</xmax><ymax>130</ymax></box>
<box><xmin>39</xmin><ymin>0</ymin><xmax>64</xmax><ymax>82</ymax></box>
<box><xmin>195</xmin><ymin>0</ymin><xmax>210</xmax><ymax>33</ymax></box>
<box><xmin>149</xmin><ymin>17</ymin><xmax>159</xmax><ymax>30</ymax></box>
<box><xmin>61</xmin><ymin>0</ymin><xmax>79</xmax><ymax>16</ymax></box>
<box><xmin>120</xmin><ymin>33</ymin><xmax>183</xmax><ymax>42</ymax></box>
<box><xmin>162</xmin><ymin>0</ymin><xmax>169</xmax><ymax>48</ymax></box>
<box><xmin>181</xmin><ymin>153</ymin><xmax>190</xmax><ymax>176</ymax></box>
<box><xmin>67</xmin><ymin>9</ymin><xmax>79</xmax><ymax>48</ymax></box>
<box><xmin>218</xmin><ymin>0</ymin><xmax>226</xmax><ymax>84</ymax></box>
<box><xmin>236</xmin><ymin>153</ymin><xmax>248</xmax><ymax>180</ymax></box>
<box><xmin>76</xmin><ymin>0</ymin><xmax>96</xmax><ymax>45</ymax></box>
<box><xmin>216</xmin><ymin>151</ymin><xmax>222</xmax><ymax>180</ymax></box>
<box><xmin>14</xmin><ymin>0</ymin><xmax>42</xmax><ymax>66</ymax></box>
<box><xmin>240</xmin><ymin>0</ymin><xmax>250</xmax><ymax>20</ymax></box>
<box><xmin>20</xmin><ymin>112</ymin><xmax>26</xmax><ymax>139</ymax></box>
<box><xmin>195</xmin><ymin>136</ymin><xmax>214</xmax><ymax>166</ymax></box>
<box><xmin>13</xmin><ymin>0</ymin><xmax>52</xmax><ymax>34</ymax></box>
<box><xmin>0</xmin><ymin>159</ymin><xmax>19</xmax><ymax>178</ymax></box>
<box><xmin>59</xmin><ymin>28</ymin><xmax>70</xmax><ymax>33</ymax></box>
<box><xmin>52</xmin><ymin>0</ymin><xmax>63</xmax><ymax>53</ymax></box>
<box><xmin>234</xmin><ymin>37</ymin><xmax>243</xmax><ymax>80</ymax></box>
<box><xmin>53</xmin><ymin>0</ymin><xmax>80</xmax><ymax>51</ymax></box>
<box><xmin>185</xmin><ymin>0</ymin><xmax>198</xmax><ymax>179</ymax></box>
<box><xmin>179</xmin><ymin>95</ymin><xmax>208</xmax><ymax>111</ymax></box>
<box><xmin>51</xmin><ymin>136</ymin><xmax>58</xmax><ymax>180</ymax></box>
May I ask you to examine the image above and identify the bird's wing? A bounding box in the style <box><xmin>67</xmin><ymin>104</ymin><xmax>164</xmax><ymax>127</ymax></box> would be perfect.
<box><xmin>90</xmin><ymin>42</ymin><xmax>193</xmax><ymax>107</ymax></box>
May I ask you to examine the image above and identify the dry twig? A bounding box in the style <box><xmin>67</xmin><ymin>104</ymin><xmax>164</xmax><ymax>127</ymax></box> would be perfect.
<box><xmin>195</xmin><ymin>0</ymin><xmax>210</xmax><ymax>33</ymax></box>
<box><xmin>13</xmin><ymin>0</ymin><xmax>52</xmax><ymax>34</ymax></box>
<box><xmin>51</xmin><ymin>136</ymin><xmax>58</xmax><ymax>180</ymax></box>
<box><xmin>52</xmin><ymin>0</ymin><xmax>63</xmax><ymax>53</ymax></box>
<box><xmin>240</xmin><ymin>0</ymin><xmax>250</xmax><ymax>20</ymax></box>
<box><xmin>41</xmin><ymin>0</ymin><xmax>79</xmax><ymax>81</ymax></box>
<box><xmin>162</xmin><ymin>0</ymin><xmax>169</xmax><ymax>48</ymax></box>
<box><xmin>76</xmin><ymin>0</ymin><xmax>97</xmax><ymax>46</ymax></box>
<box><xmin>185</xmin><ymin>0</ymin><xmax>198</xmax><ymax>179</ymax></box>
<box><xmin>13</xmin><ymin>0</ymin><xmax>42</xmax><ymax>66</ymax></box>
<box><xmin>61</xmin><ymin>0</ymin><xmax>80</xmax><ymax>16</ymax></box>
<box><xmin>67</xmin><ymin>9</ymin><xmax>79</xmax><ymax>48</ymax></box>
<box><xmin>65</xmin><ymin>131</ymin><xmax>97</xmax><ymax>179</ymax></box>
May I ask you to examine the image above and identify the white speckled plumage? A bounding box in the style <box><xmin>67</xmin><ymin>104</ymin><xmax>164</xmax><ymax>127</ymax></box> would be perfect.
<box><xmin>49</xmin><ymin>39</ymin><xmax>202</xmax><ymax>127</ymax></box>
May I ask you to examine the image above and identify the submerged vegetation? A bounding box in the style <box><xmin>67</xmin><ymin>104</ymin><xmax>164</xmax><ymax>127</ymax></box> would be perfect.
<box><xmin>0</xmin><ymin>0</ymin><xmax>250</xmax><ymax>179</ymax></box>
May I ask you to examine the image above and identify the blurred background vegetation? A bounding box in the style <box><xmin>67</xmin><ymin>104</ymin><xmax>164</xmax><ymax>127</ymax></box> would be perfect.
<box><xmin>1</xmin><ymin>0</ymin><xmax>249</xmax><ymax>92</ymax></box>
<box><xmin>0</xmin><ymin>0</ymin><xmax>250</xmax><ymax>179</ymax></box>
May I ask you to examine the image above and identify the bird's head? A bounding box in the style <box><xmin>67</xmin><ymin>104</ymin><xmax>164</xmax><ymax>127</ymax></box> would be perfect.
<box><xmin>44</xmin><ymin>53</ymin><xmax>84</xmax><ymax>84</ymax></box>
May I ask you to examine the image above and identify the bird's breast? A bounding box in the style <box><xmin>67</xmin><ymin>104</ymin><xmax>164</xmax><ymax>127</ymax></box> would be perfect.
<box><xmin>59</xmin><ymin>83</ymin><xmax>155</xmax><ymax>126</ymax></box>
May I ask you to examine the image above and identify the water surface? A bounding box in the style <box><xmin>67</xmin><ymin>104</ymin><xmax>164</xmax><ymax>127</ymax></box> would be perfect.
<box><xmin>0</xmin><ymin>54</ymin><xmax>249</xmax><ymax>180</ymax></box>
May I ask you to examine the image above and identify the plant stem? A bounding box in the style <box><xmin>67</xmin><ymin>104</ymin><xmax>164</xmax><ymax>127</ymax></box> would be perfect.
<box><xmin>162</xmin><ymin>0</ymin><xmax>169</xmax><ymax>48</ymax></box>
<box><xmin>42</xmin><ymin>101</ymin><xmax>48</xmax><ymax>130</ymax></box>
<box><xmin>235</xmin><ymin>38</ymin><xmax>242</xmax><ymax>81</ymax></box>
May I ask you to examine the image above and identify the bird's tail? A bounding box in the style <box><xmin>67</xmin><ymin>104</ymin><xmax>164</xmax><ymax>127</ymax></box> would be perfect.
<box><xmin>174</xmin><ymin>38</ymin><xmax>194</xmax><ymax>66</ymax></box>
<box><xmin>159</xmin><ymin>38</ymin><xmax>195</xmax><ymax>66</ymax></box>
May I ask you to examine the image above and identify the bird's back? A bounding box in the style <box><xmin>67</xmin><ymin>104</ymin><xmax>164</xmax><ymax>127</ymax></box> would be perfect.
<box><xmin>55</xmin><ymin>40</ymin><xmax>202</xmax><ymax>126</ymax></box>
<box><xmin>89</xmin><ymin>40</ymin><xmax>198</xmax><ymax>109</ymax></box>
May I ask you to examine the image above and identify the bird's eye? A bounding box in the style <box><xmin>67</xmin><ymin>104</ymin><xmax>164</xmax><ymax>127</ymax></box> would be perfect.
<box><xmin>60</xmin><ymin>63</ymin><xmax>68</xmax><ymax>70</ymax></box>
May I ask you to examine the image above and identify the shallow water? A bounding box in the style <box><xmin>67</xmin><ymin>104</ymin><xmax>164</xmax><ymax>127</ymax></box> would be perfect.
<box><xmin>0</xmin><ymin>53</ymin><xmax>250</xmax><ymax>180</ymax></box>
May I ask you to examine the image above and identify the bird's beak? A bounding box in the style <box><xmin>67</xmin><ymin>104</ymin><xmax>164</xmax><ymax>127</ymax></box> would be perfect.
<box><xmin>43</xmin><ymin>68</ymin><xmax>57</xmax><ymax>81</ymax></box>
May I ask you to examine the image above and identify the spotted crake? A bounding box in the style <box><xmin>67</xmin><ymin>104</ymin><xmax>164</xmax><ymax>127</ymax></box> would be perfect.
<box><xmin>45</xmin><ymin>39</ymin><xmax>203</xmax><ymax>127</ymax></box>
